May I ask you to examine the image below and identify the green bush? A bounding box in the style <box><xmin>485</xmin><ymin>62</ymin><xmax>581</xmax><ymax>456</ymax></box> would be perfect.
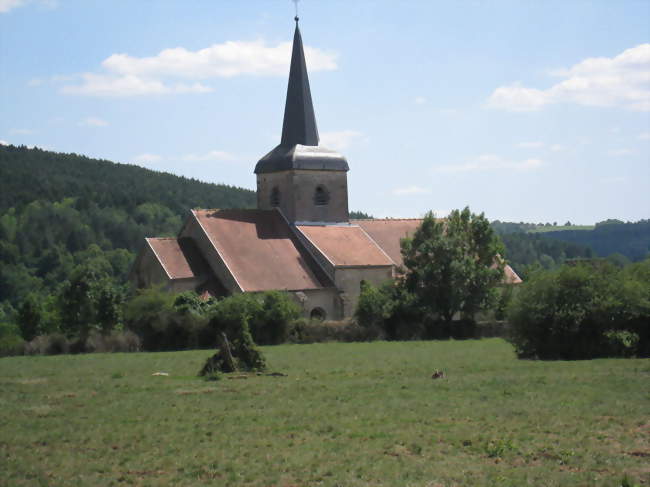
<box><xmin>0</xmin><ymin>321</ymin><xmax>24</xmax><ymax>356</ymax></box>
<box><xmin>288</xmin><ymin>319</ymin><xmax>375</xmax><ymax>343</ymax></box>
<box><xmin>24</xmin><ymin>333</ymin><xmax>70</xmax><ymax>355</ymax></box>
<box><xmin>209</xmin><ymin>291</ymin><xmax>299</xmax><ymax>346</ymax></box>
<box><xmin>84</xmin><ymin>330</ymin><xmax>141</xmax><ymax>353</ymax></box>
<box><xmin>123</xmin><ymin>288</ymin><xmax>215</xmax><ymax>351</ymax></box>
<box><xmin>508</xmin><ymin>260</ymin><xmax>650</xmax><ymax>359</ymax></box>
<box><xmin>200</xmin><ymin>315</ymin><xmax>266</xmax><ymax>375</ymax></box>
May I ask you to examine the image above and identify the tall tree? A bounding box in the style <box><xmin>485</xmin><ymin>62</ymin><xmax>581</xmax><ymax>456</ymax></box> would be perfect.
<box><xmin>401</xmin><ymin>207</ymin><xmax>504</xmax><ymax>324</ymax></box>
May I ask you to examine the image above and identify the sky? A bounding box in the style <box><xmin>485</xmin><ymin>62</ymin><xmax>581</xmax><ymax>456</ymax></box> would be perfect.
<box><xmin>1</xmin><ymin>0</ymin><xmax>649</xmax><ymax>224</ymax></box>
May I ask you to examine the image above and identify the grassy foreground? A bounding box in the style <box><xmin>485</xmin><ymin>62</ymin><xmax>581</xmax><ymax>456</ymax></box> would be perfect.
<box><xmin>0</xmin><ymin>339</ymin><xmax>648</xmax><ymax>486</ymax></box>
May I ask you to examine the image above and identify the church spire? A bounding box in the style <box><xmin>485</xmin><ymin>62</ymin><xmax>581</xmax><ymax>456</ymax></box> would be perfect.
<box><xmin>280</xmin><ymin>18</ymin><xmax>319</xmax><ymax>147</ymax></box>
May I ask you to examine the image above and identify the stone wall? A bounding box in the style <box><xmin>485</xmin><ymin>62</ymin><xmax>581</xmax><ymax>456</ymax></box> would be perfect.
<box><xmin>257</xmin><ymin>169</ymin><xmax>349</xmax><ymax>223</ymax></box>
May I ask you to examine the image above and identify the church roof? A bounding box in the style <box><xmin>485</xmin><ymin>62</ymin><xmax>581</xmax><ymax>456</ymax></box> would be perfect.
<box><xmin>191</xmin><ymin>208</ymin><xmax>332</xmax><ymax>292</ymax></box>
<box><xmin>146</xmin><ymin>237</ymin><xmax>210</xmax><ymax>279</ymax></box>
<box><xmin>254</xmin><ymin>20</ymin><xmax>348</xmax><ymax>174</ymax></box>
<box><xmin>296</xmin><ymin>224</ymin><xmax>393</xmax><ymax>267</ymax></box>
<box><xmin>355</xmin><ymin>218</ymin><xmax>522</xmax><ymax>283</ymax></box>
<box><xmin>353</xmin><ymin>219</ymin><xmax>423</xmax><ymax>266</ymax></box>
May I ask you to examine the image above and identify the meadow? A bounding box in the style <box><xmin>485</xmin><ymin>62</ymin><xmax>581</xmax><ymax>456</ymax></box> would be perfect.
<box><xmin>1</xmin><ymin>339</ymin><xmax>648</xmax><ymax>486</ymax></box>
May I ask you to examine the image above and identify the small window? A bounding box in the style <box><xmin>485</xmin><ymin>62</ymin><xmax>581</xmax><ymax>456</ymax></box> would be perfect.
<box><xmin>270</xmin><ymin>186</ymin><xmax>280</xmax><ymax>207</ymax></box>
<box><xmin>314</xmin><ymin>185</ymin><xmax>330</xmax><ymax>206</ymax></box>
<box><xmin>310</xmin><ymin>307</ymin><xmax>326</xmax><ymax>321</ymax></box>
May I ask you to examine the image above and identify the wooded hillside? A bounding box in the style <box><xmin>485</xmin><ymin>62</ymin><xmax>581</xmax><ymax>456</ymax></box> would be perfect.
<box><xmin>0</xmin><ymin>145</ymin><xmax>256</xmax><ymax>310</ymax></box>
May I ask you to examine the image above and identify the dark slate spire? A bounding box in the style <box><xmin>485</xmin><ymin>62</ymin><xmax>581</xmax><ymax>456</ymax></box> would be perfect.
<box><xmin>254</xmin><ymin>19</ymin><xmax>348</xmax><ymax>175</ymax></box>
<box><xmin>281</xmin><ymin>19</ymin><xmax>319</xmax><ymax>147</ymax></box>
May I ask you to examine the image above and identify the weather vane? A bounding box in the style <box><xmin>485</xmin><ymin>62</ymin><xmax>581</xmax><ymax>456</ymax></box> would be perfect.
<box><xmin>293</xmin><ymin>0</ymin><xmax>299</xmax><ymax>22</ymax></box>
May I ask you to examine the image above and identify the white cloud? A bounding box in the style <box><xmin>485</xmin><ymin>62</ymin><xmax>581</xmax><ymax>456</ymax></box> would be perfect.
<box><xmin>550</xmin><ymin>144</ymin><xmax>564</xmax><ymax>152</ymax></box>
<box><xmin>79</xmin><ymin>117</ymin><xmax>108</xmax><ymax>127</ymax></box>
<box><xmin>0</xmin><ymin>0</ymin><xmax>56</xmax><ymax>13</ymax></box>
<box><xmin>487</xmin><ymin>44</ymin><xmax>650</xmax><ymax>112</ymax></box>
<box><xmin>319</xmin><ymin>130</ymin><xmax>363</xmax><ymax>151</ymax></box>
<box><xmin>432</xmin><ymin>154</ymin><xmax>543</xmax><ymax>173</ymax></box>
<box><xmin>62</xmin><ymin>73</ymin><xmax>212</xmax><ymax>97</ymax></box>
<box><xmin>391</xmin><ymin>185</ymin><xmax>431</xmax><ymax>196</ymax></box>
<box><xmin>0</xmin><ymin>0</ymin><xmax>25</xmax><ymax>13</ymax></box>
<box><xmin>102</xmin><ymin>41</ymin><xmax>337</xmax><ymax>78</ymax></box>
<box><xmin>133</xmin><ymin>153</ymin><xmax>162</xmax><ymax>164</ymax></box>
<box><xmin>0</xmin><ymin>139</ymin><xmax>10</xmax><ymax>145</ymax></box>
<box><xmin>517</xmin><ymin>141</ymin><xmax>544</xmax><ymax>149</ymax></box>
<box><xmin>414</xmin><ymin>96</ymin><xmax>427</xmax><ymax>105</ymax></box>
<box><xmin>9</xmin><ymin>128</ymin><xmax>33</xmax><ymax>135</ymax></box>
<box><xmin>182</xmin><ymin>150</ymin><xmax>236</xmax><ymax>162</ymax></box>
<box><xmin>62</xmin><ymin>39</ymin><xmax>337</xmax><ymax>97</ymax></box>
<box><xmin>27</xmin><ymin>77</ymin><xmax>43</xmax><ymax>87</ymax></box>
<box><xmin>638</xmin><ymin>132</ymin><xmax>650</xmax><ymax>140</ymax></box>
<box><xmin>608</xmin><ymin>148</ymin><xmax>634</xmax><ymax>157</ymax></box>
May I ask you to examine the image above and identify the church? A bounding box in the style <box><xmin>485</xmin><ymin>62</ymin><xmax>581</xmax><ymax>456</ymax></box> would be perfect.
<box><xmin>131</xmin><ymin>19</ymin><xmax>521</xmax><ymax>321</ymax></box>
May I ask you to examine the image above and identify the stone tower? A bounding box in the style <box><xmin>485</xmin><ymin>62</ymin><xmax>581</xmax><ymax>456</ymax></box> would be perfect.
<box><xmin>255</xmin><ymin>18</ymin><xmax>349</xmax><ymax>223</ymax></box>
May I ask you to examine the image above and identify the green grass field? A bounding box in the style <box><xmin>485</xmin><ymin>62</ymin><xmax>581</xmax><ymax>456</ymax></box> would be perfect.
<box><xmin>1</xmin><ymin>339</ymin><xmax>648</xmax><ymax>486</ymax></box>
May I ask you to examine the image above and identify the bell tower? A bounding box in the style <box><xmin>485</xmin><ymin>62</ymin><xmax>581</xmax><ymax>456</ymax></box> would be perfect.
<box><xmin>255</xmin><ymin>17</ymin><xmax>349</xmax><ymax>223</ymax></box>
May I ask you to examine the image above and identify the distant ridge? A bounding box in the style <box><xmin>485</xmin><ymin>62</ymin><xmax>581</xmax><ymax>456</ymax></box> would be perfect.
<box><xmin>0</xmin><ymin>144</ymin><xmax>256</xmax><ymax>214</ymax></box>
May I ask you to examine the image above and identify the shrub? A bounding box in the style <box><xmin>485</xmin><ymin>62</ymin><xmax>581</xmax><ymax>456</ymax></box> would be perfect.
<box><xmin>0</xmin><ymin>321</ymin><xmax>24</xmax><ymax>357</ymax></box>
<box><xmin>200</xmin><ymin>316</ymin><xmax>266</xmax><ymax>375</ymax></box>
<box><xmin>508</xmin><ymin>261</ymin><xmax>650</xmax><ymax>359</ymax></box>
<box><xmin>84</xmin><ymin>330</ymin><xmax>141</xmax><ymax>353</ymax></box>
<box><xmin>24</xmin><ymin>333</ymin><xmax>70</xmax><ymax>355</ymax></box>
<box><xmin>288</xmin><ymin>319</ymin><xmax>376</xmax><ymax>344</ymax></box>
<box><xmin>255</xmin><ymin>291</ymin><xmax>300</xmax><ymax>345</ymax></box>
<box><xmin>124</xmin><ymin>287</ymin><xmax>214</xmax><ymax>351</ymax></box>
<box><xmin>210</xmin><ymin>291</ymin><xmax>299</xmax><ymax>346</ymax></box>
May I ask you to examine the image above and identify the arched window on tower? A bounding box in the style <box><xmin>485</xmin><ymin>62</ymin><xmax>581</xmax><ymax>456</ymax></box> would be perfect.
<box><xmin>314</xmin><ymin>185</ymin><xmax>330</xmax><ymax>206</ymax></box>
<box><xmin>270</xmin><ymin>186</ymin><xmax>280</xmax><ymax>207</ymax></box>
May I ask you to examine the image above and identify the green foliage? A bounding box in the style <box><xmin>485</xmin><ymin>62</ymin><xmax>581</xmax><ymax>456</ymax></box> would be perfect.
<box><xmin>209</xmin><ymin>291</ymin><xmax>300</xmax><ymax>346</ymax></box>
<box><xmin>255</xmin><ymin>291</ymin><xmax>301</xmax><ymax>345</ymax></box>
<box><xmin>60</xmin><ymin>254</ymin><xmax>126</xmax><ymax>337</ymax></box>
<box><xmin>508</xmin><ymin>260</ymin><xmax>650</xmax><ymax>359</ymax></box>
<box><xmin>401</xmin><ymin>207</ymin><xmax>504</xmax><ymax>325</ymax></box>
<box><xmin>355</xmin><ymin>280</ymin><xmax>394</xmax><ymax>334</ymax></box>
<box><xmin>0</xmin><ymin>321</ymin><xmax>24</xmax><ymax>357</ymax></box>
<box><xmin>0</xmin><ymin>144</ymin><xmax>256</xmax><ymax>324</ymax></box>
<box><xmin>122</xmin><ymin>289</ymin><xmax>298</xmax><ymax>352</ymax></box>
<box><xmin>200</xmin><ymin>315</ymin><xmax>266</xmax><ymax>374</ymax></box>
<box><xmin>124</xmin><ymin>287</ymin><xmax>191</xmax><ymax>351</ymax></box>
<box><xmin>287</xmin><ymin>318</ymin><xmax>374</xmax><ymax>343</ymax></box>
<box><xmin>542</xmin><ymin>220</ymin><xmax>650</xmax><ymax>261</ymax></box>
<box><xmin>499</xmin><ymin>232</ymin><xmax>594</xmax><ymax>277</ymax></box>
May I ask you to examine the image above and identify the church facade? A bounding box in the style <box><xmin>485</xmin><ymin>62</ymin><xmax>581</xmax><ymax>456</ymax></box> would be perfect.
<box><xmin>131</xmin><ymin>20</ymin><xmax>521</xmax><ymax>320</ymax></box>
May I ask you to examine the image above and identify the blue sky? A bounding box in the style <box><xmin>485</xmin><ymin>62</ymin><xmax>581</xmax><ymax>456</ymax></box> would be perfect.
<box><xmin>1</xmin><ymin>0</ymin><xmax>648</xmax><ymax>224</ymax></box>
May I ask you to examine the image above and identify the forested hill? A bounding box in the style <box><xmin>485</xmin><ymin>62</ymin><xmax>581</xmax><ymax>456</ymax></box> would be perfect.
<box><xmin>0</xmin><ymin>145</ymin><xmax>257</xmax><ymax>309</ymax></box>
<box><xmin>0</xmin><ymin>144</ymin><xmax>255</xmax><ymax>214</ymax></box>
<box><xmin>541</xmin><ymin>221</ymin><xmax>650</xmax><ymax>262</ymax></box>
<box><xmin>492</xmin><ymin>219</ymin><xmax>650</xmax><ymax>276</ymax></box>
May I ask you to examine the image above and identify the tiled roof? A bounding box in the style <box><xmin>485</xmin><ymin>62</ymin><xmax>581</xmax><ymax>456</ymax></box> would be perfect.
<box><xmin>192</xmin><ymin>208</ymin><xmax>331</xmax><ymax>292</ymax></box>
<box><xmin>354</xmin><ymin>219</ymin><xmax>523</xmax><ymax>283</ymax></box>
<box><xmin>146</xmin><ymin>237</ymin><xmax>209</xmax><ymax>279</ymax></box>
<box><xmin>296</xmin><ymin>224</ymin><xmax>393</xmax><ymax>267</ymax></box>
<box><xmin>353</xmin><ymin>219</ymin><xmax>423</xmax><ymax>266</ymax></box>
